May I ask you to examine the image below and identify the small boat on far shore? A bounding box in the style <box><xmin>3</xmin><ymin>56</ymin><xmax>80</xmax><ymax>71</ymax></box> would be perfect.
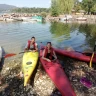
<box><xmin>3</xmin><ymin>18</ymin><xmax>16</xmax><ymax>22</ymax></box>
<box><xmin>60</xmin><ymin>15</ymin><xmax>73</xmax><ymax>21</ymax></box>
<box><xmin>0</xmin><ymin>17</ymin><xmax>4</xmax><ymax>21</ymax></box>
<box><xmin>21</xmin><ymin>17</ymin><xmax>32</xmax><ymax>21</ymax></box>
<box><xmin>12</xmin><ymin>17</ymin><xmax>23</xmax><ymax>21</ymax></box>
<box><xmin>76</xmin><ymin>17</ymin><xmax>87</xmax><ymax>21</ymax></box>
<box><xmin>31</xmin><ymin>16</ymin><xmax>44</xmax><ymax>22</ymax></box>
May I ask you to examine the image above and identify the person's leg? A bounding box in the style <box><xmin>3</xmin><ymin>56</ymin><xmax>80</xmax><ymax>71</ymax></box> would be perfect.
<box><xmin>17</xmin><ymin>71</ymin><xmax>24</xmax><ymax>78</ymax></box>
<box><xmin>20</xmin><ymin>71</ymin><xmax>24</xmax><ymax>77</ymax></box>
<box><xmin>0</xmin><ymin>60</ymin><xmax>3</xmax><ymax>85</ymax></box>
<box><xmin>17</xmin><ymin>62</ymin><xmax>24</xmax><ymax>78</ymax></box>
<box><xmin>0</xmin><ymin>70</ymin><xmax>2</xmax><ymax>85</ymax></box>
<box><xmin>0</xmin><ymin>77</ymin><xmax>2</xmax><ymax>84</ymax></box>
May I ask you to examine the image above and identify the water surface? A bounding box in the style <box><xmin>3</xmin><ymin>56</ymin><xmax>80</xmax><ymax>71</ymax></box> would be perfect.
<box><xmin>0</xmin><ymin>21</ymin><xmax>96</xmax><ymax>54</ymax></box>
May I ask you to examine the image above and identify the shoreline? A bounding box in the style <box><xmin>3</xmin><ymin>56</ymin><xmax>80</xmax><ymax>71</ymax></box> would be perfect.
<box><xmin>0</xmin><ymin>13</ymin><xmax>96</xmax><ymax>23</ymax></box>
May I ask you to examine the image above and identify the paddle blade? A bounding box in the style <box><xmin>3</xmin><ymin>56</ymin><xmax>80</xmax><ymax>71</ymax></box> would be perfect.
<box><xmin>80</xmin><ymin>77</ymin><xmax>92</xmax><ymax>88</ymax></box>
<box><xmin>4</xmin><ymin>53</ymin><xmax>16</xmax><ymax>58</ymax></box>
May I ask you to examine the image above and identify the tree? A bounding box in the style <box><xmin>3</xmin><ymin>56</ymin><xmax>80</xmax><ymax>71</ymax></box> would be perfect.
<box><xmin>91</xmin><ymin>4</ymin><xmax>96</xmax><ymax>14</ymax></box>
<box><xmin>12</xmin><ymin>7</ymin><xmax>50</xmax><ymax>13</ymax></box>
<box><xmin>82</xmin><ymin>0</ymin><xmax>94</xmax><ymax>14</ymax></box>
<box><xmin>40</xmin><ymin>12</ymin><xmax>47</xmax><ymax>18</ymax></box>
<box><xmin>73</xmin><ymin>0</ymin><xmax>82</xmax><ymax>12</ymax></box>
<box><xmin>51</xmin><ymin>0</ymin><xmax>74</xmax><ymax>16</ymax></box>
<box><xmin>51</xmin><ymin>0</ymin><xmax>59</xmax><ymax>16</ymax></box>
<box><xmin>57</xmin><ymin>0</ymin><xmax>74</xmax><ymax>14</ymax></box>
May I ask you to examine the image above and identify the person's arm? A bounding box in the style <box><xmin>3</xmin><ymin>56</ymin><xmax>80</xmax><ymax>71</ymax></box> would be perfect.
<box><xmin>35</xmin><ymin>43</ymin><xmax>38</xmax><ymax>51</ymax></box>
<box><xmin>42</xmin><ymin>49</ymin><xmax>51</xmax><ymax>62</ymax></box>
<box><xmin>24</xmin><ymin>43</ymin><xmax>28</xmax><ymax>52</ymax></box>
<box><xmin>52</xmin><ymin>51</ymin><xmax>57</xmax><ymax>60</ymax></box>
<box><xmin>32</xmin><ymin>43</ymin><xmax>38</xmax><ymax>52</ymax></box>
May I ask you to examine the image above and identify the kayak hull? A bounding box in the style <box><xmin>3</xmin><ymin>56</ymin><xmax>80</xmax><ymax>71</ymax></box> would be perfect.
<box><xmin>22</xmin><ymin>51</ymin><xmax>39</xmax><ymax>86</ymax></box>
<box><xmin>40</xmin><ymin>49</ymin><xmax>76</xmax><ymax>96</ymax></box>
<box><xmin>54</xmin><ymin>48</ymin><xmax>96</xmax><ymax>63</ymax></box>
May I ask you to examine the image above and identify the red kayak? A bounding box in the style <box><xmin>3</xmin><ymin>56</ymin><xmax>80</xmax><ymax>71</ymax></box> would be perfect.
<box><xmin>54</xmin><ymin>48</ymin><xmax>96</xmax><ymax>63</ymax></box>
<box><xmin>40</xmin><ymin>48</ymin><xmax>76</xmax><ymax>96</ymax></box>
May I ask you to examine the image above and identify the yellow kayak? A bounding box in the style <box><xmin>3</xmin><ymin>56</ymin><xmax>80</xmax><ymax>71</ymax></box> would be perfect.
<box><xmin>22</xmin><ymin>51</ymin><xmax>39</xmax><ymax>86</ymax></box>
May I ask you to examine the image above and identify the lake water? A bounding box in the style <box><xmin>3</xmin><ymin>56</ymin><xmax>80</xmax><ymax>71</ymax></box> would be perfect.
<box><xmin>0</xmin><ymin>21</ymin><xmax>96</xmax><ymax>54</ymax></box>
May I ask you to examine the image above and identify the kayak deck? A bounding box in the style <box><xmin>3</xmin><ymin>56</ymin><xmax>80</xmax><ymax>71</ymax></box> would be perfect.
<box><xmin>22</xmin><ymin>51</ymin><xmax>39</xmax><ymax>86</ymax></box>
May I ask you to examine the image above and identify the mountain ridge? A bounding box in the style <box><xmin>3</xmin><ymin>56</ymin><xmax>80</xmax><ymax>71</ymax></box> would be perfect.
<box><xmin>0</xmin><ymin>4</ymin><xmax>17</xmax><ymax>12</ymax></box>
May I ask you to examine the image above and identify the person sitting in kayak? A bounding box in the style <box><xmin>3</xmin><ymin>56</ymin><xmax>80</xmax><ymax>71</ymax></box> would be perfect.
<box><xmin>0</xmin><ymin>47</ymin><xmax>5</xmax><ymax>85</ymax></box>
<box><xmin>42</xmin><ymin>42</ymin><xmax>57</xmax><ymax>62</ymax></box>
<box><xmin>18</xmin><ymin>37</ymin><xmax>38</xmax><ymax>78</ymax></box>
<box><xmin>24</xmin><ymin>36</ymin><xmax>38</xmax><ymax>52</ymax></box>
<box><xmin>0</xmin><ymin>48</ymin><xmax>2</xmax><ymax>85</ymax></box>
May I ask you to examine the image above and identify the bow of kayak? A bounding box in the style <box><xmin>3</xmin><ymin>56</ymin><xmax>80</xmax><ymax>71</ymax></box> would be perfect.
<box><xmin>54</xmin><ymin>48</ymin><xmax>96</xmax><ymax>63</ymax></box>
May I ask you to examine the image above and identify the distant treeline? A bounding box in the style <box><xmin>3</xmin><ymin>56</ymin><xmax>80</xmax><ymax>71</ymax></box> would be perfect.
<box><xmin>12</xmin><ymin>7</ymin><xmax>50</xmax><ymax>13</ymax></box>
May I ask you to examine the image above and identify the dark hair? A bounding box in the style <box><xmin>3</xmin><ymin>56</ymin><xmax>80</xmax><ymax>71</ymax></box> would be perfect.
<box><xmin>31</xmin><ymin>36</ymin><xmax>35</xmax><ymax>39</ymax></box>
<box><xmin>47</xmin><ymin>42</ymin><xmax>52</xmax><ymax>45</ymax></box>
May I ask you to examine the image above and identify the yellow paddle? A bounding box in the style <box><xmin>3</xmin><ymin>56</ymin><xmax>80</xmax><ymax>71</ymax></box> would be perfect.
<box><xmin>89</xmin><ymin>42</ymin><xmax>96</xmax><ymax>68</ymax></box>
<box><xmin>89</xmin><ymin>52</ymin><xmax>94</xmax><ymax>68</ymax></box>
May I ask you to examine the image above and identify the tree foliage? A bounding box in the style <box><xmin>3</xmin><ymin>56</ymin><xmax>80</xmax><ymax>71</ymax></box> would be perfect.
<box><xmin>82</xmin><ymin>0</ymin><xmax>96</xmax><ymax>14</ymax></box>
<box><xmin>72</xmin><ymin>0</ymin><xmax>96</xmax><ymax>14</ymax></box>
<box><xmin>40</xmin><ymin>12</ymin><xmax>47</xmax><ymax>18</ymax></box>
<box><xmin>51</xmin><ymin>0</ymin><xmax>59</xmax><ymax>16</ymax></box>
<box><xmin>58</xmin><ymin>0</ymin><xmax>74</xmax><ymax>14</ymax></box>
<box><xmin>73</xmin><ymin>0</ymin><xmax>82</xmax><ymax>12</ymax></box>
<box><xmin>91</xmin><ymin>4</ymin><xmax>96</xmax><ymax>13</ymax></box>
<box><xmin>51</xmin><ymin>0</ymin><xmax>74</xmax><ymax>16</ymax></box>
<box><xmin>12</xmin><ymin>7</ymin><xmax>50</xmax><ymax>13</ymax></box>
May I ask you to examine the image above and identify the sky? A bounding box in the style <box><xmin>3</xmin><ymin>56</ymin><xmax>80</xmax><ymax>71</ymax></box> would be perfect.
<box><xmin>0</xmin><ymin>0</ymin><xmax>51</xmax><ymax>8</ymax></box>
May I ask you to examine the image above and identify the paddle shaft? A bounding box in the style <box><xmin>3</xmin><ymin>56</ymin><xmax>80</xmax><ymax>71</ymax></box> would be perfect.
<box><xmin>89</xmin><ymin>52</ymin><xmax>94</xmax><ymax>67</ymax></box>
<box><xmin>89</xmin><ymin>42</ymin><xmax>96</xmax><ymax>67</ymax></box>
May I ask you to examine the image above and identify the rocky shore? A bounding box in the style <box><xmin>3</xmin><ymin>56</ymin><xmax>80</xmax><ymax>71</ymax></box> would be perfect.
<box><xmin>46</xmin><ymin>14</ymin><xmax>96</xmax><ymax>23</ymax></box>
<box><xmin>0</xmin><ymin>54</ymin><xmax>96</xmax><ymax>96</ymax></box>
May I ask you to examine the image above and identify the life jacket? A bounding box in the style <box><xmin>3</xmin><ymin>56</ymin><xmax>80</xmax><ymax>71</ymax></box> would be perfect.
<box><xmin>44</xmin><ymin>46</ymin><xmax>54</xmax><ymax>60</ymax></box>
<box><xmin>27</xmin><ymin>40</ymin><xmax>36</xmax><ymax>50</ymax></box>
